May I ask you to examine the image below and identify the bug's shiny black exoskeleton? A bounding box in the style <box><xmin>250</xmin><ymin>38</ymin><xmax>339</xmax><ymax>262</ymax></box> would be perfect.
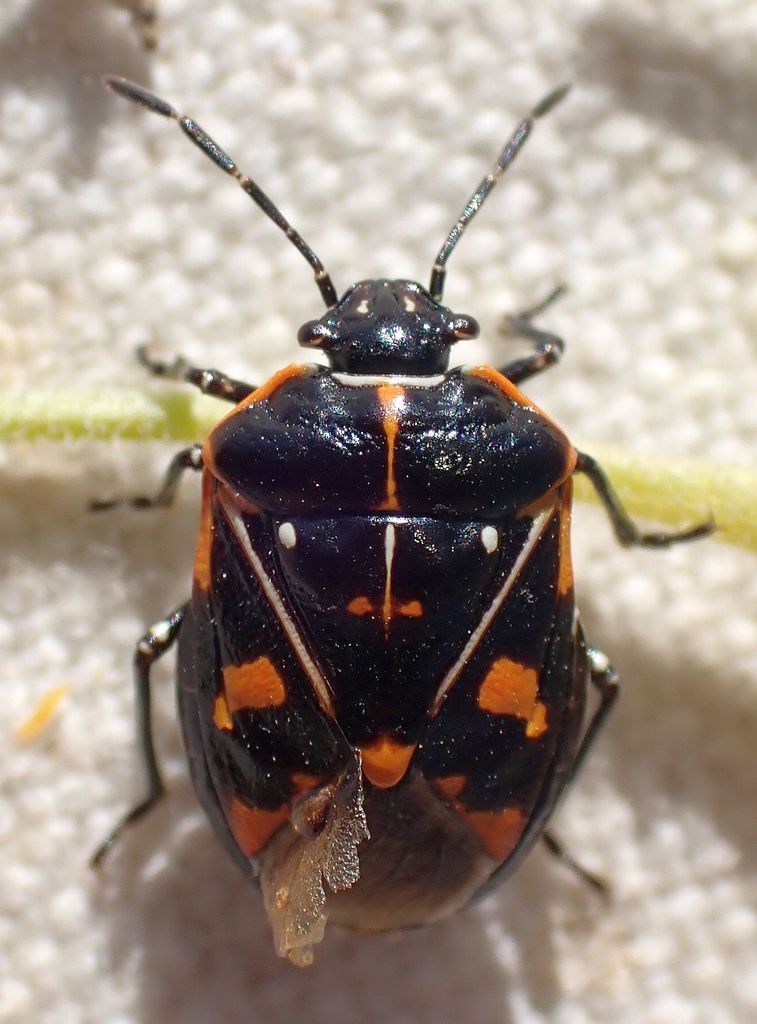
<box><xmin>93</xmin><ymin>76</ymin><xmax>712</xmax><ymax>966</ymax></box>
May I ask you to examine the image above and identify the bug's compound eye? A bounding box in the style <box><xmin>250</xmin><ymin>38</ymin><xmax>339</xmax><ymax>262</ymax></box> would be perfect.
<box><xmin>451</xmin><ymin>314</ymin><xmax>480</xmax><ymax>341</ymax></box>
<box><xmin>297</xmin><ymin>320</ymin><xmax>333</xmax><ymax>348</ymax></box>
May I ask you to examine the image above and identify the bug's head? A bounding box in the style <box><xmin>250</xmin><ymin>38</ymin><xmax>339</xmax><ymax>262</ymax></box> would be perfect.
<box><xmin>297</xmin><ymin>279</ymin><xmax>479</xmax><ymax>374</ymax></box>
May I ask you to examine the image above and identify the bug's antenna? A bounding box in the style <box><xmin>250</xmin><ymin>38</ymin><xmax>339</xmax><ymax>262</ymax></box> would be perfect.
<box><xmin>429</xmin><ymin>84</ymin><xmax>571</xmax><ymax>303</ymax></box>
<box><xmin>104</xmin><ymin>76</ymin><xmax>339</xmax><ymax>308</ymax></box>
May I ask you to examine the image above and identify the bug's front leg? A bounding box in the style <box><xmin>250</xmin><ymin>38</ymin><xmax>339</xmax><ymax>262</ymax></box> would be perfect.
<box><xmin>90</xmin><ymin>444</ymin><xmax>204</xmax><ymax>511</ymax></box>
<box><xmin>497</xmin><ymin>285</ymin><xmax>566</xmax><ymax>384</ymax></box>
<box><xmin>91</xmin><ymin>604</ymin><xmax>186</xmax><ymax>867</ymax></box>
<box><xmin>576</xmin><ymin>451</ymin><xmax>714</xmax><ymax>547</ymax></box>
<box><xmin>137</xmin><ymin>345</ymin><xmax>256</xmax><ymax>404</ymax></box>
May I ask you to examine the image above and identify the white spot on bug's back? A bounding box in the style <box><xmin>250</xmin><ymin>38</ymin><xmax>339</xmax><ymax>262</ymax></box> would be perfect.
<box><xmin>356</xmin><ymin>298</ymin><xmax>370</xmax><ymax>314</ymax></box>
<box><xmin>278</xmin><ymin>522</ymin><xmax>297</xmax><ymax>549</ymax></box>
<box><xmin>402</xmin><ymin>295</ymin><xmax>417</xmax><ymax>312</ymax></box>
<box><xmin>481</xmin><ymin>526</ymin><xmax>499</xmax><ymax>553</ymax></box>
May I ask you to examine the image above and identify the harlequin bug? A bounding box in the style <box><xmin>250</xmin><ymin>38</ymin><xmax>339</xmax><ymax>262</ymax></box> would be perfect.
<box><xmin>92</xmin><ymin>76</ymin><xmax>712</xmax><ymax>966</ymax></box>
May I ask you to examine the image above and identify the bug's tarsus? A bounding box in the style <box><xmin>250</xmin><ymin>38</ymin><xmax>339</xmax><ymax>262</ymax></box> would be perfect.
<box><xmin>499</xmin><ymin>283</ymin><xmax>567</xmax><ymax>384</ymax></box>
<box><xmin>576</xmin><ymin>452</ymin><xmax>716</xmax><ymax>547</ymax></box>
<box><xmin>103</xmin><ymin>76</ymin><xmax>338</xmax><ymax>308</ymax></box>
<box><xmin>90</xmin><ymin>605</ymin><xmax>186</xmax><ymax>868</ymax></box>
<box><xmin>429</xmin><ymin>83</ymin><xmax>571</xmax><ymax>302</ymax></box>
<box><xmin>542</xmin><ymin>831</ymin><xmax>609</xmax><ymax>897</ymax></box>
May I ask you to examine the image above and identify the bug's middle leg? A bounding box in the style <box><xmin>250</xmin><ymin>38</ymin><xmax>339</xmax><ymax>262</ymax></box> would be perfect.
<box><xmin>90</xmin><ymin>444</ymin><xmax>204</xmax><ymax>511</ymax></box>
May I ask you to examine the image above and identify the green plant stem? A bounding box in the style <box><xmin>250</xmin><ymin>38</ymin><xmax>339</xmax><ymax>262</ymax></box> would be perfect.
<box><xmin>1</xmin><ymin>390</ymin><xmax>753</xmax><ymax>551</ymax></box>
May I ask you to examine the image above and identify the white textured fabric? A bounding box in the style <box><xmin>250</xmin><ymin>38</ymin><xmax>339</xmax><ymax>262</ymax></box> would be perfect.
<box><xmin>1</xmin><ymin>1</ymin><xmax>756</xmax><ymax>1021</ymax></box>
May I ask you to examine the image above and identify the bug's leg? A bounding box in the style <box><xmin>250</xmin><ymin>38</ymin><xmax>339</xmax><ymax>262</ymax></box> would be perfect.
<box><xmin>576</xmin><ymin>451</ymin><xmax>715</xmax><ymax>547</ymax></box>
<box><xmin>90</xmin><ymin>444</ymin><xmax>203</xmax><ymax>511</ymax></box>
<box><xmin>91</xmin><ymin>604</ymin><xmax>186</xmax><ymax>868</ymax></box>
<box><xmin>137</xmin><ymin>345</ymin><xmax>255</xmax><ymax>403</ymax></box>
<box><xmin>542</xmin><ymin>646</ymin><xmax>619</xmax><ymax>894</ymax></box>
<box><xmin>497</xmin><ymin>285</ymin><xmax>566</xmax><ymax>384</ymax></box>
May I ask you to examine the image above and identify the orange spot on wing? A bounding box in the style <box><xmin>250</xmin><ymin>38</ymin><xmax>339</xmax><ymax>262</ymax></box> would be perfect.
<box><xmin>432</xmin><ymin>774</ymin><xmax>467</xmax><ymax>800</ymax></box>
<box><xmin>347</xmin><ymin>596</ymin><xmax>375</xmax><ymax>615</ymax></box>
<box><xmin>227</xmin><ymin>798</ymin><xmax>289</xmax><ymax>857</ymax></box>
<box><xmin>461</xmin><ymin>807</ymin><xmax>527</xmax><ymax>862</ymax></box>
<box><xmin>525</xmin><ymin>702</ymin><xmax>548</xmax><ymax>739</ymax></box>
<box><xmin>193</xmin><ymin>472</ymin><xmax>215</xmax><ymax>592</ymax></box>
<box><xmin>213</xmin><ymin>692</ymin><xmax>233</xmax><ymax>731</ymax></box>
<box><xmin>399</xmin><ymin>599</ymin><xmax>423</xmax><ymax>617</ymax></box>
<box><xmin>361</xmin><ymin>734</ymin><xmax>416</xmax><ymax>789</ymax></box>
<box><xmin>223</xmin><ymin>656</ymin><xmax>287</xmax><ymax>711</ymax></box>
<box><xmin>376</xmin><ymin>384</ymin><xmax>405</xmax><ymax>511</ymax></box>
<box><xmin>478</xmin><ymin>657</ymin><xmax>548</xmax><ymax>739</ymax></box>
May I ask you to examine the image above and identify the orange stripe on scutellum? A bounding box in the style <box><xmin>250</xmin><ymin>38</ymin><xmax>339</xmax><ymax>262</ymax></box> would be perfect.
<box><xmin>557</xmin><ymin>479</ymin><xmax>574</xmax><ymax>597</ymax></box>
<box><xmin>193</xmin><ymin>472</ymin><xmax>215</xmax><ymax>592</ymax></box>
<box><xmin>227</xmin><ymin>797</ymin><xmax>289</xmax><ymax>857</ymax></box>
<box><xmin>346</xmin><ymin>595</ymin><xmax>424</xmax><ymax>619</ymax></box>
<box><xmin>477</xmin><ymin>656</ymin><xmax>548</xmax><ymax>739</ymax></box>
<box><xmin>213</xmin><ymin>692</ymin><xmax>233</xmax><ymax>731</ymax></box>
<box><xmin>460</xmin><ymin>807</ymin><xmax>527</xmax><ymax>862</ymax></box>
<box><xmin>376</xmin><ymin>384</ymin><xmax>405</xmax><ymax>511</ymax></box>
<box><xmin>468</xmin><ymin>365</ymin><xmax>578</xmax><ymax>477</ymax></box>
<box><xmin>222</xmin><ymin>656</ymin><xmax>287</xmax><ymax>711</ymax></box>
<box><xmin>360</xmin><ymin>734</ymin><xmax>416</xmax><ymax>788</ymax></box>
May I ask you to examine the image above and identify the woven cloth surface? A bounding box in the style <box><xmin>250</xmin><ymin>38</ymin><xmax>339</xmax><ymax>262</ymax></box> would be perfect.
<box><xmin>1</xmin><ymin>2</ymin><xmax>756</xmax><ymax>1022</ymax></box>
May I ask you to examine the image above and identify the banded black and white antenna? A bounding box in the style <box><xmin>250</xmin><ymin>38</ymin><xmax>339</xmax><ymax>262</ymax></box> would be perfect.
<box><xmin>104</xmin><ymin>75</ymin><xmax>339</xmax><ymax>309</ymax></box>
<box><xmin>429</xmin><ymin>83</ymin><xmax>571</xmax><ymax>302</ymax></box>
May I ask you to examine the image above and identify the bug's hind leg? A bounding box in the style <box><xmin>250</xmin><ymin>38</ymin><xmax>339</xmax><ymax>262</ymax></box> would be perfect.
<box><xmin>91</xmin><ymin>604</ymin><xmax>186</xmax><ymax>868</ymax></box>
<box><xmin>542</xmin><ymin>646</ymin><xmax>620</xmax><ymax>895</ymax></box>
<box><xmin>137</xmin><ymin>345</ymin><xmax>256</xmax><ymax>403</ymax></box>
<box><xmin>576</xmin><ymin>451</ymin><xmax>714</xmax><ymax>547</ymax></box>
<box><xmin>497</xmin><ymin>285</ymin><xmax>566</xmax><ymax>385</ymax></box>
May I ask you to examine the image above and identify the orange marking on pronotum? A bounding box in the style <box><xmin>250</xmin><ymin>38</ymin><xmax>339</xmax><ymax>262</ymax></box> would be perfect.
<box><xmin>557</xmin><ymin>480</ymin><xmax>574</xmax><ymax>598</ymax></box>
<box><xmin>193</xmin><ymin>473</ymin><xmax>215</xmax><ymax>591</ymax></box>
<box><xmin>346</xmin><ymin>596</ymin><xmax>374</xmax><ymax>615</ymax></box>
<box><xmin>223</xmin><ymin>656</ymin><xmax>287</xmax><ymax>711</ymax></box>
<box><xmin>477</xmin><ymin>656</ymin><xmax>548</xmax><ymax>739</ymax></box>
<box><xmin>203</xmin><ymin>364</ymin><xmax>309</xmax><ymax>472</ymax></box>
<box><xmin>461</xmin><ymin>807</ymin><xmax>527</xmax><ymax>862</ymax></box>
<box><xmin>468</xmin><ymin>365</ymin><xmax>578</xmax><ymax>477</ymax></box>
<box><xmin>376</xmin><ymin>384</ymin><xmax>405</xmax><ymax>511</ymax></box>
<box><xmin>212</xmin><ymin>692</ymin><xmax>233</xmax><ymax>731</ymax></box>
<box><xmin>227</xmin><ymin>798</ymin><xmax>289</xmax><ymax>857</ymax></box>
<box><xmin>360</xmin><ymin>734</ymin><xmax>416</xmax><ymax>789</ymax></box>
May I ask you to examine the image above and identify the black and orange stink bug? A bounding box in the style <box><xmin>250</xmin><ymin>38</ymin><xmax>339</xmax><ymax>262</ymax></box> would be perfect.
<box><xmin>93</xmin><ymin>77</ymin><xmax>712</xmax><ymax>966</ymax></box>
